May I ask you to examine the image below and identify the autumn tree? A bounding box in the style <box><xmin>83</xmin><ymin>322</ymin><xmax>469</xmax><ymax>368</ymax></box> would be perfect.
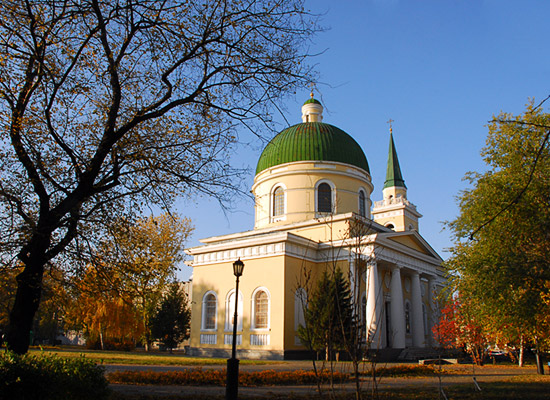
<box><xmin>0</xmin><ymin>0</ymin><xmax>317</xmax><ymax>353</ymax></box>
<box><xmin>445</xmin><ymin>102</ymin><xmax>550</xmax><ymax>367</ymax></box>
<box><xmin>62</xmin><ymin>213</ymin><xmax>191</xmax><ymax>349</ymax></box>
<box><xmin>96</xmin><ymin>213</ymin><xmax>192</xmax><ymax>350</ymax></box>
<box><xmin>432</xmin><ymin>296</ymin><xmax>490</xmax><ymax>365</ymax></box>
<box><xmin>0</xmin><ymin>267</ymin><xmax>20</xmax><ymax>344</ymax></box>
<box><xmin>150</xmin><ymin>282</ymin><xmax>191</xmax><ymax>353</ymax></box>
<box><xmin>65</xmin><ymin>267</ymin><xmax>143</xmax><ymax>350</ymax></box>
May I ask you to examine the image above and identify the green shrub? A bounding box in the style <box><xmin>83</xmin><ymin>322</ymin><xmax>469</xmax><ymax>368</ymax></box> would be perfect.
<box><xmin>0</xmin><ymin>350</ymin><xmax>109</xmax><ymax>400</ymax></box>
<box><xmin>86</xmin><ymin>335</ymin><xmax>135</xmax><ymax>351</ymax></box>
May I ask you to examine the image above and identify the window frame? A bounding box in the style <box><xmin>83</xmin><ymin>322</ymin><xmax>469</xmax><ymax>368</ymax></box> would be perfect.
<box><xmin>358</xmin><ymin>189</ymin><xmax>367</xmax><ymax>217</ymax></box>
<box><xmin>251</xmin><ymin>287</ymin><xmax>271</xmax><ymax>331</ymax></box>
<box><xmin>224</xmin><ymin>289</ymin><xmax>243</xmax><ymax>332</ymax></box>
<box><xmin>271</xmin><ymin>184</ymin><xmax>286</xmax><ymax>222</ymax></box>
<box><xmin>201</xmin><ymin>291</ymin><xmax>218</xmax><ymax>331</ymax></box>
<box><xmin>315</xmin><ymin>180</ymin><xmax>335</xmax><ymax>215</ymax></box>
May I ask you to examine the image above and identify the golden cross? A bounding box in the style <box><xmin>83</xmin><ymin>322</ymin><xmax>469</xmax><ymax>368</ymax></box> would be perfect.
<box><xmin>309</xmin><ymin>82</ymin><xmax>315</xmax><ymax>98</ymax></box>
<box><xmin>387</xmin><ymin>118</ymin><xmax>394</xmax><ymax>134</ymax></box>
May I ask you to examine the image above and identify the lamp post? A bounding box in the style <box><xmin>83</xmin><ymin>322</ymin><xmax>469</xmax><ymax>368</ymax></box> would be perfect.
<box><xmin>226</xmin><ymin>258</ymin><xmax>244</xmax><ymax>400</ymax></box>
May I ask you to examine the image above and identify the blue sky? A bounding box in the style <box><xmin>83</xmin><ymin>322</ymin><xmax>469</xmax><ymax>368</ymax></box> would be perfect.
<box><xmin>176</xmin><ymin>0</ymin><xmax>550</xmax><ymax>280</ymax></box>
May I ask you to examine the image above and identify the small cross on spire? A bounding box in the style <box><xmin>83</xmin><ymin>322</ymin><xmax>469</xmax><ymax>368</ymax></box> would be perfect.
<box><xmin>387</xmin><ymin>118</ymin><xmax>394</xmax><ymax>134</ymax></box>
<box><xmin>309</xmin><ymin>82</ymin><xmax>315</xmax><ymax>99</ymax></box>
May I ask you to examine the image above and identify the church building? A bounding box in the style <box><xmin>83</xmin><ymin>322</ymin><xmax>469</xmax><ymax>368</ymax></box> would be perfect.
<box><xmin>186</xmin><ymin>97</ymin><xmax>445</xmax><ymax>359</ymax></box>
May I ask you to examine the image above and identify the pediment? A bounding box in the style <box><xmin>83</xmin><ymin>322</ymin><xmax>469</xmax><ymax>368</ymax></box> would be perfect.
<box><xmin>377</xmin><ymin>230</ymin><xmax>442</xmax><ymax>262</ymax></box>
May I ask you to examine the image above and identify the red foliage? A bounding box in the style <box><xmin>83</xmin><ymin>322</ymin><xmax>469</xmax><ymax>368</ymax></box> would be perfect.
<box><xmin>432</xmin><ymin>297</ymin><xmax>489</xmax><ymax>365</ymax></box>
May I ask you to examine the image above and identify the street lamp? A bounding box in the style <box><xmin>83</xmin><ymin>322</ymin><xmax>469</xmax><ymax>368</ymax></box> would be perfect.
<box><xmin>226</xmin><ymin>258</ymin><xmax>244</xmax><ymax>400</ymax></box>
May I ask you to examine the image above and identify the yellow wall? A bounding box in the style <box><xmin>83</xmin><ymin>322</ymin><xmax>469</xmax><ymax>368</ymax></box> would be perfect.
<box><xmin>388</xmin><ymin>236</ymin><xmax>425</xmax><ymax>253</ymax></box>
<box><xmin>190</xmin><ymin>255</ymin><xmax>287</xmax><ymax>351</ymax></box>
<box><xmin>373</xmin><ymin>213</ymin><xmax>418</xmax><ymax>232</ymax></box>
<box><xmin>289</xmin><ymin>218</ymin><xmax>352</xmax><ymax>243</ymax></box>
<box><xmin>190</xmin><ymin>251</ymin><xmax>355</xmax><ymax>353</ymax></box>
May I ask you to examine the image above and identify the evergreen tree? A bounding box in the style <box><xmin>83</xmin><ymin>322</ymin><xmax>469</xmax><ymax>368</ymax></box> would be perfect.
<box><xmin>298</xmin><ymin>269</ymin><xmax>352</xmax><ymax>360</ymax></box>
<box><xmin>150</xmin><ymin>283</ymin><xmax>191</xmax><ymax>352</ymax></box>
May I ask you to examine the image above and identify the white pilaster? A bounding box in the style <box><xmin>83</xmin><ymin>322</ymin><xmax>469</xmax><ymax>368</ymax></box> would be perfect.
<box><xmin>366</xmin><ymin>260</ymin><xmax>382</xmax><ymax>348</ymax></box>
<box><xmin>410</xmin><ymin>272</ymin><xmax>425</xmax><ymax>347</ymax></box>
<box><xmin>390</xmin><ymin>265</ymin><xmax>406</xmax><ymax>348</ymax></box>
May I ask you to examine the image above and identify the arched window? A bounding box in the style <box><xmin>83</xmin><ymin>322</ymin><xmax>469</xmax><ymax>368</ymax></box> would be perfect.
<box><xmin>201</xmin><ymin>291</ymin><xmax>217</xmax><ymax>330</ymax></box>
<box><xmin>358</xmin><ymin>190</ymin><xmax>366</xmax><ymax>217</ymax></box>
<box><xmin>386</xmin><ymin>223</ymin><xmax>395</xmax><ymax>230</ymax></box>
<box><xmin>225</xmin><ymin>290</ymin><xmax>243</xmax><ymax>332</ymax></box>
<box><xmin>252</xmin><ymin>288</ymin><xmax>270</xmax><ymax>329</ymax></box>
<box><xmin>273</xmin><ymin>186</ymin><xmax>284</xmax><ymax>217</ymax></box>
<box><xmin>317</xmin><ymin>182</ymin><xmax>332</xmax><ymax>213</ymax></box>
<box><xmin>294</xmin><ymin>288</ymin><xmax>307</xmax><ymax>330</ymax></box>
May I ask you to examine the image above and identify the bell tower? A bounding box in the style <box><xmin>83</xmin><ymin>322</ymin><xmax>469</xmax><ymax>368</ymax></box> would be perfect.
<box><xmin>372</xmin><ymin>122</ymin><xmax>422</xmax><ymax>231</ymax></box>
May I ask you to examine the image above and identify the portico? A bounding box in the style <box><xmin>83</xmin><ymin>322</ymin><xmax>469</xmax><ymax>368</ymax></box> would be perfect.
<box><xmin>353</xmin><ymin>232</ymin><xmax>443</xmax><ymax>350</ymax></box>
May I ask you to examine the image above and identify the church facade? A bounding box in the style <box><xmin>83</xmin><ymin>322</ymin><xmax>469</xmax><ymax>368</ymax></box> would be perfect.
<box><xmin>185</xmin><ymin>98</ymin><xmax>445</xmax><ymax>359</ymax></box>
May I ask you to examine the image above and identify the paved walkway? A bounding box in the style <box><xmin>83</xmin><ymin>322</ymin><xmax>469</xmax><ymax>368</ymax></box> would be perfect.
<box><xmin>107</xmin><ymin>362</ymin><xmax>542</xmax><ymax>398</ymax></box>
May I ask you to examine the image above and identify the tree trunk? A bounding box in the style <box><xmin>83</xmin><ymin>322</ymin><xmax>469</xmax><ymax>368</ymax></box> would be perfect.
<box><xmin>5</xmin><ymin>261</ymin><xmax>45</xmax><ymax>354</ymax></box>
<box><xmin>6</xmin><ymin>227</ymin><xmax>52</xmax><ymax>354</ymax></box>
<box><xmin>99</xmin><ymin>326</ymin><xmax>105</xmax><ymax>350</ymax></box>
<box><xmin>535</xmin><ymin>338</ymin><xmax>545</xmax><ymax>375</ymax></box>
<box><xmin>535</xmin><ymin>352</ymin><xmax>545</xmax><ymax>375</ymax></box>
<box><xmin>519</xmin><ymin>335</ymin><xmax>524</xmax><ymax>367</ymax></box>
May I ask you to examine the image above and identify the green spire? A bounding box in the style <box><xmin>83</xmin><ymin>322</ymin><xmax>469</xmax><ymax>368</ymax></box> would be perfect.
<box><xmin>384</xmin><ymin>132</ymin><xmax>406</xmax><ymax>189</ymax></box>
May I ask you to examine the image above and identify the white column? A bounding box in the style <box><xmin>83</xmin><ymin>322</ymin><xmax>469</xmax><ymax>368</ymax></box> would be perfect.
<box><xmin>427</xmin><ymin>277</ymin><xmax>436</xmax><ymax>347</ymax></box>
<box><xmin>410</xmin><ymin>271</ymin><xmax>425</xmax><ymax>347</ymax></box>
<box><xmin>349</xmin><ymin>258</ymin><xmax>356</xmax><ymax>306</ymax></box>
<box><xmin>366</xmin><ymin>260</ymin><xmax>382</xmax><ymax>348</ymax></box>
<box><xmin>390</xmin><ymin>265</ymin><xmax>406</xmax><ymax>348</ymax></box>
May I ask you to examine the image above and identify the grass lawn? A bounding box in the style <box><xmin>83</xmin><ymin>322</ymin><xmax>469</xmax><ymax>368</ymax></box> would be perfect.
<box><xmin>28</xmin><ymin>346</ymin><xmax>277</xmax><ymax>366</ymax></box>
<box><xmin>23</xmin><ymin>347</ymin><xmax>550</xmax><ymax>399</ymax></box>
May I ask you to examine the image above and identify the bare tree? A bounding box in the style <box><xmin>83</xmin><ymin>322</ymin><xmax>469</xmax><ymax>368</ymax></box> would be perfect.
<box><xmin>295</xmin><ymin>214</ymin><xmax>382</xmax><ymax>400</ymax></box>
<box><xmin>0</xmin><ymin>0</ymin><xmax>318</xmax><ymax>353</ymax></box>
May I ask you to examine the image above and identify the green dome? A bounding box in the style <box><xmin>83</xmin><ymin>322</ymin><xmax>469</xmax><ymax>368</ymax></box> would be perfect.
<box><xmin>303</xmin><ymin>98</ymin><xmax>322</xmax><ymax>105</ymax></box>
<box><xmin>256</xmin><ymin>122</ymin><xmax>370</xmax><ymax>175</ymax></box>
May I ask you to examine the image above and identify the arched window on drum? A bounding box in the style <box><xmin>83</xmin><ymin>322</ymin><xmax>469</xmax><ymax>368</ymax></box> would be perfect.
<box><xmin>317</xmin><ymin>182</ymin><xmax>333</xmax><ymax>213</ymax></box>
<box><xmin>272</xmin><ymin>186</ymin><xmax>285</xmax><ymax>217</ymax></box>
<box><xmin>358</xmin><ymin>189</ymin><xmax>366</xmax><ymax>217</ymax></box>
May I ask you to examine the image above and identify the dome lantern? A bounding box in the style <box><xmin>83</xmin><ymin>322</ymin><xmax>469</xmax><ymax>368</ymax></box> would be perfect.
<box><xmin>301</xmin><ymin>95</ymin><xmax>323</xmax><ymax>122</ymax></box>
